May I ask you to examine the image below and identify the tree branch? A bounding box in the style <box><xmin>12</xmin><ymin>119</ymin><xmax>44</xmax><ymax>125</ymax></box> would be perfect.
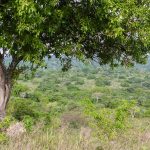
<box><xmin>7</xmin><ymin>56</ymin><xmax>23</xmax><ymax>81</ymax></box>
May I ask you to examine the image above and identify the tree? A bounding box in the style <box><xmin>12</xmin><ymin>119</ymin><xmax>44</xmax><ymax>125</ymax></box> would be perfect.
<box><xmin>0</xmin><ymin>0</ymin><xmax>149</xmax><ymax>119</ymax></box>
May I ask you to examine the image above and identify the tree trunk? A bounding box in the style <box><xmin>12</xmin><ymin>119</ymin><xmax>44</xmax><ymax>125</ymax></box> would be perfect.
<box><xmin>0</xmin><ymin>65</ymin><xmax>11</xmax><ymax>121</ymax></box>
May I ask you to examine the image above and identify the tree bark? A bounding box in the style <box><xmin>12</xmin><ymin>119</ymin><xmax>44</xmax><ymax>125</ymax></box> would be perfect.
<box><xmin>0</xmin><ymin>65</ymin><xmax>11</xmax><ymax>121</ymax></box>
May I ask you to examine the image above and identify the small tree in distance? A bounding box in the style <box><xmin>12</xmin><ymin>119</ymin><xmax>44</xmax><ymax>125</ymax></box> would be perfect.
<box><xmin>0</xmin><ymin>0</ymin><xmax>149</xmax><ymax>119</ymax></box>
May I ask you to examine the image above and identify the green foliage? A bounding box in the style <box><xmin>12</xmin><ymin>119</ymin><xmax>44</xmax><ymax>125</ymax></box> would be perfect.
<box><xmin>142</xmin><ymin>82</ymin><xmax>150</xmax><ymax>88</ymax></box>
<box><xmin>23</xmin><ymin>115</ymin><xmax>35</xmax><ymax>132</ymax></box>
<box><xmin>114</xmin><ymin>101</ymin><xmax>136</xmax><ymax>129</ymax></box>
<box><xmin>11</xmin><ymin>99</ymin><xmax>39</xmax><ymax>121</ymax></box>
<box><xmin>0</xmin><ymin>116</ymin><xmax>12</xmax><ymax>131</ymax></box>
<box><xmin>48</xmin><ymin>94</ymin><xmax>62</xmax><ymax>102</ymax></box>
<box><xmin>126</xmin><ymin>87</ymin><xmax>135</xmax><ymax>93</ymax></box>
<box><xmin>27</xmin><ymin>93</ymin><xmax>40</xmax><ymax>102</ymax></box>
<box><xmin>12</xmin><ymin>84</ymin><xmax>29</xmax><ymax>97</ymax></box>
<box><xmin>67</xmin><ymin>84</ymin><xmax>80</xmax><ymax>91</ymax></box>
<box><xmin>95</xmin><ymin>79</ymin><xmax>111</xmax><ymax>87</ymax></box>
<box><xmin>86</xmin><ymin>74</ymin><xmax>96</xmax><ymax>79</ymax></box>
<box><xmin>67</xmin><ymin>101</ymin><xmax>79</xmax><ymax>111</ymax></box>
<box><xmin>75</xmin><ymin>79</ymin><xmax>85</xmax><ymax>85</ymax></box>
<box><xmin>43</xmin><ymin>114</ymin><xmax>51</xmax><ymax>126</ymax></box>
<box><xmin>118</xmin><ymin>75</ymin><xmax>126</xmax><ymax>79</ymax></box>
<box><xmin>143</xmin><ymin>109</ymin><xmax>150</xmax><ymax>117</ymax></box>
<box><xmin>121</xmin><ymin>82</ymin><xmax>130</xmax><ymax>87</ymax></box>
<box><xmin>0</xmin><ymin>59</ymin><xmax>149</xmax><ymax>149</ymax></box>
<box><xmin>0</xmin><ymin>133</ymin><xmax>7</xmax><ymax>144</ymax></box>
<box><xmin>82</xmin><ymin>99</ymin><xmax>138</xmax><ymax>140</ymax></box>
<box><xmin>0</xmin><ymin>0</ymin><xmax>150</xmax><ymax>88</ymax></box>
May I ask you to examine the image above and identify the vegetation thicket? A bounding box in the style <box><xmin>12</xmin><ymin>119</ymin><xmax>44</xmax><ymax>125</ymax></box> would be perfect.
<box><xmin>0</xmin><ymin>59</ymin><xmax>149</xmax><ymax>149</ymax></box>
<box><xmin>0</xmin><ymin>0</ymin><xmax>150</xmax><ymax>119</ymax></box>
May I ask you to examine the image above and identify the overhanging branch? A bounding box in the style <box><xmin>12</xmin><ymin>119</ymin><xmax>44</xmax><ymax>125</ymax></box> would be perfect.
<box><xmin>7</xmin><ymin>56</ymin><xmax>23</xmax><ymax>80</ymax></box>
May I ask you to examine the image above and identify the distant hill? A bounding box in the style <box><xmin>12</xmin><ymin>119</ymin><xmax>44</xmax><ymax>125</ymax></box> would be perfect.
<box><xmin>46</xmin><ymin>56</ymin><xmax>150</xmax><ymax>72</ymax></box>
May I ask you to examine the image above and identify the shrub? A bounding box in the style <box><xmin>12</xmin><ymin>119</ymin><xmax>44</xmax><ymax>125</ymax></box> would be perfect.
<box><xmin>67</xmin><ymin>84</ymin><xmax>80</xmax><ymax>91</ymax></box>
<box><xmin>127</xmin><ymin>77</ymin><xmax>143</xmax><ymax>84</ymax></box>
<box><xmin>82</xmin><ymin>99</ymin><xmax>138</xmax><ymax>140</ymax></box>
<box><xmin>67</xmin><ymin>101</ymin><xmax>79</xmax><ymax>111</ymax></box>
<box><xmin>142</xmin><ymin>82</ymin><xmax>150</xmax><ymax>88</ymax></box>
<box><xmin>23</xmin><ymin>115</ymin><xmax>35</xmax><ymax>131</ymax></box>
<box><xmin>82</xmin><ymin>67</ymin><xmax>90</xmax><ymax>74</ymax></box>
<box><xmin>126</xmin><ymin>87</ymin><xmax>135</xmax><ymax>93</ymax></box>
<box><xmin>43</xmin><ymin>114</ymin><xmax>51</xmax><ymax>125</ymax></box>
<box><xmin>48</xmin><ymin>92</ymin><xmax>64</xmax><ymax>102</ymax></box>
<box><xmin>118</xmin><ymin>75</ymin><xmax>126</xmax><ymax>79</ymax></box>
<box><xmin>105</xmin><ymin>100</ymin><xmax>123</xmax><ymax>109</ymax></box>
<box><xmin>12</xmin><ymin>99</ymin><xmax>39</xmax><ymax>121</ymax></box>
<box><xmin>86</xmin><ymin>74</ymin><xmax>96</xmax><ymax>79</ymax></box>
<box><xmin>75</xmin><ymin>79</ymin><xmax>84</xmax><ymax>85</ymax></box>
<box><xmin>54</xmin><ymin>79</ymin><xmax>62</xmax><ymax>84</ymax></box>
<box><xmin>121</xmin><ymin>82</ymin><xmax>130</xmax><ymax>87</ymax></box>
<box><xmin>95</xmin><ymin>79</ymin><xmax>111</xmax><ymax>87</ymax></box>
<box><xmin>144</xmin><ymin>109</ymin><xmax>150</xmax><ymax>117</ymax></box>
<box><xmin>12</xmin><ymin>83</ymin><xmax>29</xmax><ymax>97</ymax></box>
<box><xmin>0</xmin><ymin>116</ymin><xmax>12</xmax><ymax>131</ymax></box>
<box><xmin>27</xmin><ymin>92</ymin><xmax>40</xmax><ymax>102</ymax></box>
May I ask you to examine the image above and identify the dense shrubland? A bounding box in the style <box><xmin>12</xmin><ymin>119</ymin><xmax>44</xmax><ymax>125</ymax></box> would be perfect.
<box><xmin>0</xmin><ymin>59</ymin><xmax>150</xmax><ymax>149</ymax></box>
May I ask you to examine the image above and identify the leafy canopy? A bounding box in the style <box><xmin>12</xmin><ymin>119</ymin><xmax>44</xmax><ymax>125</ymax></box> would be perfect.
<box><xmin>0</xmin><ymin>0</ymin><xmax>150</xmax><ymax>76</ymax></box>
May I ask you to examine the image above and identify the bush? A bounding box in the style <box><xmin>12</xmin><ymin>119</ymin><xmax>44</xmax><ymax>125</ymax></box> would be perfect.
<box><xmin>95</xmin><ymin>79</ymin><xmax>111</xmax><ymax>87</ymax></box>
<box><xmin>86</xmin><ymin>74</ymin><xmax>96</xmax><ymax>79</ymax></box>
<box><xmin>23</xmin><ymin>115</ymin><xmax>35</xmax><ymax>131</ymax></box>
<box><xmin>127</xmin><ymin>77</ymin><xmax>143</xmax><ymax>84</ymax></box>
<box><xmin>144</xmin><ymin>109</ymin><xmax>150</xmax><ymax>117</ymax></box>
<box><xmin>126</xmin><ymin>87</ymin><xmax>135</xmax><ymax>93</ymax></box>
<box><xmin>121</xmin><ymin>82</ymin><xmax>130</xmax><ymax>87</ymax></box>
<box><xmin>43</xmin><ymin>114</ymin><xmax>51</xmax><ymax>125</ymax></box>
<box><xmin>0</xmin><ymin>116</ymin><xmax>12</xmax><ymax>131</ymax></box>
<box><xmin>12</xmin><ymin>99</ymin><xmax>39</xmax><ymax>121</ymax></box>
<box><xmin>67</xmin><ymin>84</ymin><xmax>80</xmax><ymax>91</ymax></box>
<box><xmin>82</xmin><ymin>67</ymin><xmax>90</xmax><ymax>74</ymax></box>
<box><xmin>75</xmin><ymin>79</ymin><xmax>84</xmax><ymax>85</ymax></box>
<box><xmin>82</xmin><ymin>99</ymin><xmax>138</xmax><ymax>140</ymax></box>
<box><xmin>67</xmin><ymin>101</ymin><xmax>79</xmax><ymax>111</ymax></box>
<box><xmin>27</xmin><ymin>92</ymin><xmax>40</xmax><ymax>102</ymax></box>
<box><xmin>142</xmin><ymin>82</ymin><xmax>150</xmax><ymax>88</ymax></box>
<box><xmin>118</xmin><ymin>75</ymin><xmax>126</xmax><ymax>79</ymax></box>
<box><xmin>48</xmin><ymin>93</ymin><xmax>63</xmax><ymax>102</ymax></box>
<box><xmin>12</xmin><ymin>83</ymin><xmax>29</xmax><ymax>97</ymax></box>
<box><xmin>105</xmin><ymin>100</ymin><xmax>123</xmax><ymax>109</ymax></box>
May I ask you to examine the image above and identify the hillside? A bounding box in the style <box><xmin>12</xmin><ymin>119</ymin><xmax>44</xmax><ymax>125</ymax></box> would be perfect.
<box><xmin>0</xmin><ymin>59</ymin><xmax>150</xmax><ymax>150</ymax></box>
